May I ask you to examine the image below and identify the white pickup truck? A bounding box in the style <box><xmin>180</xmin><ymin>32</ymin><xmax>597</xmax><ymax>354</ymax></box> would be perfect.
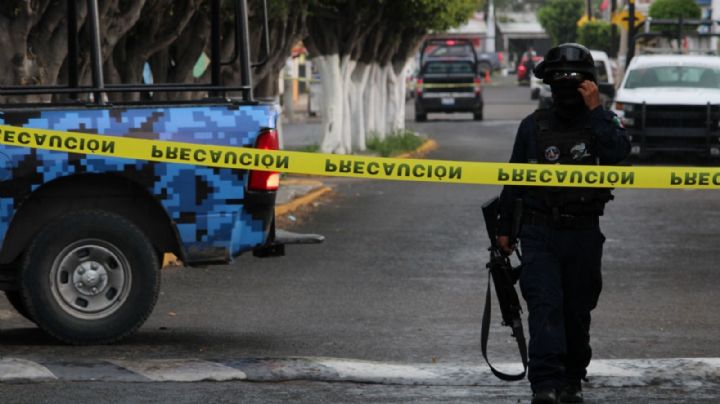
<box><xmin>612</xmin><ymin>54</ymin><xmax>720</xmax><ymax>159</ymax></box>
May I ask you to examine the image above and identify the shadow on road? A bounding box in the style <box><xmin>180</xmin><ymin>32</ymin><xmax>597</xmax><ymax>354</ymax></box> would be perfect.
<box><xmin>627</xmin><ymin>154</ymin><xmax>720</xmax><ymax>167</ymax></box>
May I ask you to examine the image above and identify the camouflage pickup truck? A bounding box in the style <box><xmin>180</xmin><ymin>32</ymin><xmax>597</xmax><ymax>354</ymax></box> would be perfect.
<box><xmin>0</xmin><ymin>0</ymin><xmax>320</xmax><ymax>344</ymax></box>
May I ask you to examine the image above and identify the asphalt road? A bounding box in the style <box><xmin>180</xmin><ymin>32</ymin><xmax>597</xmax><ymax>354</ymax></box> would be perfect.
<box><xmin>2</xmin><ymin>84</ymin><xmax>720</xmax><ymax>403</ymax></box>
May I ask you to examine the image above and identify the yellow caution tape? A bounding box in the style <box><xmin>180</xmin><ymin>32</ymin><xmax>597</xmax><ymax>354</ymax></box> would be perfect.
<box><xmin>0</xmin><ymin>124</ymin><xmax>718</xmax><ymax>190</ymax></box>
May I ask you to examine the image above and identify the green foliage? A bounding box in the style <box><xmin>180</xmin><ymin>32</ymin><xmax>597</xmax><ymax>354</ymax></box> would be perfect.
<box><xmin>649</xmin><ymin>0</ymin><xmax>701</xmax><ymax>20</ymax></box>
<box><xmin>387</xmin><ymin>0</ymin><xmax>481</xmax><ymax>32</ymax></box>
<box><xmin>306</xmin><ymin>0</ymin><xmax>479</xmax><ymax>58</ymax></box>
<box><xmin>538</xmin><ymin>0</ymin><xmax>584</xmax><ymax>45</ymax></box>
<box><xmin>577</xmin><ymin>21</ymin><xmax>612</xmax><ymax>54</ymax></box>
<box><xmin>297</xmin><ymin>144</ymin><xmax>320</xmax><ymax>153</ymax></box>
<box><xmin>648</xmin><ymin>0</ymin><xmax>701</xmax><ymax>32</ymax></box>
<box><xmin>366</xmin><ymin>130</ymin><xmax>426</xmax><ymax>157</ymax></box>
<box><xmin>478</xmin><ymin>0</ymin><xmax>544</xmax><ymax>12</ymax></box>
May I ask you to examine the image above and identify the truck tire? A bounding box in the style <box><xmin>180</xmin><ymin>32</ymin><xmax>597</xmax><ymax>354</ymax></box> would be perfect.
<box><xmin>415</xmin><ymin>112</ymin><xmax>427</xmax><ymax>122</ymax></box>
<box><xmin>20</xmin><ymin>210</ymin><xmax>160</xmax><ymax>345</ymax></box>
<box><xmin>473</xmin><ymin>109</ymin><xmax>484</xmax><ymax>121</ymax></box>
<box><xmin>4</xmin><ymin>290</ymin><xmax>34</xmax><ymax>323</ymax></box>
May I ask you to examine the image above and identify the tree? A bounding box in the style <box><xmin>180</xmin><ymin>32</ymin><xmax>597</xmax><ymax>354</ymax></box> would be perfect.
<box><xmin>0</xmin><ymin>0</ymin><xmax>306</xmax><ymax>104</ymax></box>
<box><xmin>222</xmin><ymin>0</ymin><xmax>310</xmax><ymax>99</ymax></box>
<box><xmin>304</xmin><ymin>0</ymin><xmax>479</xmax><ymax>154</ymax></box>
<box><xmin>110</xmin><ymin>0</ymin><xmax>203</xmax><ymax>101</ymax></box>
<box><xmin>304</xmin><ymin>0</ymin><xmax>385</xmax><ymax>154</ymax></box>
<box><xmin>577</xmin><ymin>21</ymin><xmax>612</xmax><ymax>54</ymax></box>
<box><xmin>538</xmin><ymin>0</ymin><xmax>584</xmax><ymax>45</ymax></box>
<box><xmin>649</xmin><ymin>0</ymin><xmax>701</xmax><ymax>21</ymax></box>
<box><xmin>479</xmin><ymin>0</ymin><xmax>544</xmax><ymax>12</ymax></box>
<box><xmin>0</xmin><ymin>1</ymin><xmax>89</xmax><ymax>102</ymax></box>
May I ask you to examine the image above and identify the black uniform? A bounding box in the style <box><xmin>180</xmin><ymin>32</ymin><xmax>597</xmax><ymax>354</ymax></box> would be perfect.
<box><xmin>498</xmin><ymin>104</ymin><xmax>630</xmax><ymax>394</ymax></box>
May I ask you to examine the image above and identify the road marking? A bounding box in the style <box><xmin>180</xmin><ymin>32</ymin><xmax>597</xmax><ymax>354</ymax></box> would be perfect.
<box><xmin>1</xmin><ymin>357</ymin><xmax>719</xmax><ymax>386</ymax></box>
<box><xmin>275</xmin><ymin>186</ymin><xmax>332</xmax><ymax>216</ymax></box>
<box><xmin>312</xmin><ymin>357</ymin><xmax>440</xmax><ymax>383</ymax></box>
<box><xmin>395</xmin><ymin>139</ymin><xmax>438</xmax><ymax>159</ymax></box>
<box><xmin>0</xmin><ymin>309</ymin><xmax>16</xmax><ymax>321</ymax></box>
<box><xmin>109</xmin><ymin>359</ymin><xmax>247</xmax><ymax>382</ymax></box>
<box><xmin>0</xmin><ymin>358</ymin><xmax>57</xmax><ymax>382</ymax></box>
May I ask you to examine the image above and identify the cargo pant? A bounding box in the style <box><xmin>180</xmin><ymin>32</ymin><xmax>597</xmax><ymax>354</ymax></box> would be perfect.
<box><xmin>519</xmin><ymin>223</ymin><xmax>604</xmax><ymax>393</ymax></box>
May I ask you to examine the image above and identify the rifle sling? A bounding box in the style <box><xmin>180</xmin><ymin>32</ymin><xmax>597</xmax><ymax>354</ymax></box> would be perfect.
<box><xmin>481</xmin><ymin>271</ymin><xmax>528</xmax><ymax>381</ymax></box>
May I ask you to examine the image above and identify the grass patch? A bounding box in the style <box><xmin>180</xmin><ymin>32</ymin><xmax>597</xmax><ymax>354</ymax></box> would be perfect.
<box><xmin>366</xmin><ymin>129</ymin><xmax>426</xmax><ymax>157</ymax></box>
<box><xmin>295</xmin><ymin>144</ymin><xmax>320</xmax><ymax>153</ymax></box>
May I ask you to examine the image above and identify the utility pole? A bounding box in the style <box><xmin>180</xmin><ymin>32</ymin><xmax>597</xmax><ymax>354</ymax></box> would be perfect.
<box><xmin>587</xmin><ymin>0</ymin><xmax>593</xmax><ymax>21</ymax></box>
<box><xmin>611</xmin><ymin>0</ymin><xmax>618</xmax><ymax>57</ymax></box>
<box><xmin>713</xmin><ymin>0</ymin><xmax>720</xmax><ymax>52</ymax></box>
<box><xmin>626</xmin><ymin>0</ymin><xmax>636</xmax><ymax>68</ymax></box>
<box><xmin>487</xmin><ymin>0</ymin><xmax>496</xmax><ymax>53</ymax></box>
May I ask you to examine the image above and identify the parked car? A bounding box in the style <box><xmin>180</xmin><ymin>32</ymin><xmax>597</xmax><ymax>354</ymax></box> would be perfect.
<box><xmin>517</xmin><ymin>51</ymin><xmax>542</xmax><ymax>84</ymax></box>
<box><xmin>477</xmin><ymin>51</ymin><xmax>502</xmax><ymax>74</ymax></box>
<box><xmin>533</xmin><ymin>50</ymin><xmax>616</xmax><ymax>109</ymax></box>
<box><xmin>530</xmin><ymin>57</ymin><xmax>544</xmax><ymax>100</ymax></box>
<box><xmin>612</xmin><ymin>54</ymin><xmax>720</xmax><ymax>159</ymax></box>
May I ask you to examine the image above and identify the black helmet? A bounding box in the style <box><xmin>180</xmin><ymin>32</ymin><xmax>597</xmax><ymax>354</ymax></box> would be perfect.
<box><xmin>533</xmin><ymin>43</ymin><xmax>596</xmax><ymax>84</ymax></box>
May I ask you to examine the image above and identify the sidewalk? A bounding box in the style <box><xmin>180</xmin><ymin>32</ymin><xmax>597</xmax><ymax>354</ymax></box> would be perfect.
<box><xmin>276</xmin><ymin>115</ymin><xmax>325</xmax><ymax>221</ymax></box>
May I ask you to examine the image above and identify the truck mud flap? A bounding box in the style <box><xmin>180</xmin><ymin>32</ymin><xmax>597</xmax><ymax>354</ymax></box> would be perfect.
<box><xmin>253</xmin><ymin>229</ymin><xmax>324</xmax><ymax>258</ymax></box>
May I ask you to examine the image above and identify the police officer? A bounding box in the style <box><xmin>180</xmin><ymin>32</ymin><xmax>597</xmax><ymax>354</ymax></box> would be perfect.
<box><xmin>497</xmin><ymin>44</ymin><xmax>630</xmax><ymax>404</ymax></box>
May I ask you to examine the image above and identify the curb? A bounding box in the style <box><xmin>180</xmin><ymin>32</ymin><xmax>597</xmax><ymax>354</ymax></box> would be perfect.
<box><xmin>396</xmin><ymin>138</ymin><xmax>438</xmax><ymax>159</ymax></box>
<box><xmin>2</xmin><ymin>356</ymin><xmax>720</xmax><ymax>386</ymax></box>
<box><xmin>276</xmin><ymin>185</ymin><xmax>332</xmax><ymax>216</ymax></box>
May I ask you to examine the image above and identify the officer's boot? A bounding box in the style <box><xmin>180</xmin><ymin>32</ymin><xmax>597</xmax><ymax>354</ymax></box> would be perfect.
<box><xmin>531</xmin><ymin>389</ymin><xmax>559</xmax><ymax>404</ymax></box>
<box><xmin>559</xmin><ymin>383</ymin><xmax>583</xmax><ymax>403</ymax></box>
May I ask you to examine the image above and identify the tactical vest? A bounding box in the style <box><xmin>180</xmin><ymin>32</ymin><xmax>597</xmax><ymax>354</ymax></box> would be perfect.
<box><xmin>526</xmin><ymin>109</ymin><xmax>613</xmax><ymax>216</ymax></box>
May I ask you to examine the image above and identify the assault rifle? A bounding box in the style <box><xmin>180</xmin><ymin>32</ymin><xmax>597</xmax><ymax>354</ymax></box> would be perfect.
<box><xmin>480</xmin><ymin>196</ymin><xmax>528</xmax><ymax>381</ymax></box>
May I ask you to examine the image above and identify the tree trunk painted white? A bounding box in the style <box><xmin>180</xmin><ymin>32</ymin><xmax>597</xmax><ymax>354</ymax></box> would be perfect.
<box><xmin>363</xmin><ymin>64</ymin><xmax>379</xmax><ymax>138</ymax></box>
<box><xmin>377</xmin><ymin>64</ymin><xmax>391</xmax><ymax>138</ymax></box>
<box><xmin>365</xmin><ymin>64</ymin><xmax>390</xmax><ymax>140</ymax></box>
<box><xmin>395</xmin><ymin>68</ymin><xmax>407</xmax><ymax>132</ymax></box>
<box><xmin>339</xmin><ymin>55</ymin><xmax>356</xmax><ymax>154</ymax></box>
<box><xmin>386</xmin><ymin>60</ymin><xmax>409</xmax><ymax>134</ymax></box>
<box><xmin>350</xmin><ymin>62</ymin><xmax>371</xmax><ymax>151</ymax></box>
<box><xmin>315</xmin><ymin>54</ymin><xmax>347</xmax><ymax>154</ymax></box>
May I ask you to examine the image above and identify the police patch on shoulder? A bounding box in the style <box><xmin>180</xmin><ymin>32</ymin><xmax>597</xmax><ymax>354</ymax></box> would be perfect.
<box><xmin>570</xmin><ymin>142</ymin><xmax>589</xmax><ymax>160</ymax></box>
<box><xmin>612</xmin><ymin>116</ymin><xmax>625</xmax><ymax>129</ymax></box>
<box><xmin>545</xmin><ymin>146</ymin><xmax>560</xmax><ymax>162</ymax></box>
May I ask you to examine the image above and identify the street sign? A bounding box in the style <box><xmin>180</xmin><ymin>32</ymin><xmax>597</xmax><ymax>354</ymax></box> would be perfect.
<box><xmin>612</xmin><ymin>10</ymin><xmax>646</xmax><ymax>31</ymax></box>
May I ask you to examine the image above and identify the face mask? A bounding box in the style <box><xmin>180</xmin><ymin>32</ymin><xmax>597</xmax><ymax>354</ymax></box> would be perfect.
<box><xmin>550</xmin><ymin>79</ymin><xmax>585</xmax><ymax>111</ymax></box>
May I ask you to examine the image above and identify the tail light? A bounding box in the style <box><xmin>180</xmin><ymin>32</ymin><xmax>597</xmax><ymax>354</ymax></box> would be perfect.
<box><xmin>416</xmin><ymin>78</ymin><xmax>424</xmax><ymax>96</ymax></box>
<box><xmin>248</xmin><ymin>129</ymin><xmax>280</xmax><ymax>191</ymax></box>
<box><xmin>518</xmin><ymin>65</ymin><xmax>527</xmax><ymax>76</ymax></box>
<box><xmin>474</xmin><ymin>77</ymin><xmax>482</xmax><ymax>95</ymax></box>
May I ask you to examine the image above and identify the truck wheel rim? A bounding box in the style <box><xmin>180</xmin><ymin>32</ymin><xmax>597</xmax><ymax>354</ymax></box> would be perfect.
<box><xmin>50</xmin><ymin>239</ymin><xmax>132</xmax><ymax>320</ymax></box>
